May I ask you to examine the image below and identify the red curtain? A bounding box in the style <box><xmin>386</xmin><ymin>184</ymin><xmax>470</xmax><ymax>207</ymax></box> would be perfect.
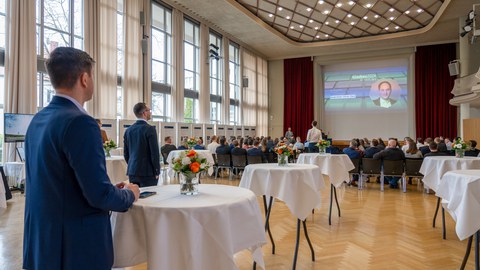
<box><xmin>283</xmin><ymin>57</ymin><xmax>314</xmax><ymax>140</ymax></box>
<box><xmin>415</xmin><ymin>43</ymin><xmax>457</xmax><ymax>139</ymax></box>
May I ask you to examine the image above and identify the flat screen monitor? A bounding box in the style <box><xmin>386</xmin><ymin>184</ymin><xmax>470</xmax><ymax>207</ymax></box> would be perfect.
<box><xmin>4</xmin><ymin>113</ymin><xmax>34</xmax><ymax>143</ymax></box>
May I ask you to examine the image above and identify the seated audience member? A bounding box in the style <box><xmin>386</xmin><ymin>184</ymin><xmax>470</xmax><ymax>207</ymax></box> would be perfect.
<box><xmin>293</xmin><ymin>136</ymin><xmax>304</xmax><ymax>151</ymax></box>
<box><xmin>405</xmin><ymin>141</ymin><xmax>423</xmax><ymax>158</ymax></box>
<box><xmin>416</xmin><ymin>137</ymin><xmax>424</xmax><ymax>149</ymax></box>
<box><xmin>357</xmin><ymin>138</ymin><xmax>365</xmax><ymax>152</ymax></box>
<box><xmin>465</xmin><ymin>140</ymin><xmax>480</xmax><ymax>157</ymax></box>
<box><xmin>419</xmin><ymin>137</ymin><xmax>433</xmax><ymax>156</ymax></box>
<box><xmin>401</xmin><ymin>137</ymin><xmax>412</xmax><ymax>152</ymax></box>
<box><xmin>231</xmin><ymin>140</ymin><xmax>247</xmax><ymax>156</ymax></box>
<box><xmin>364</xmin><ymin>138</ymin><xmax>381</xmax><ymax>158</ymax></box>
<box><xmin>377</xmin><ymin>138</ymin><xmax>386</xmax><ymax>150</ymax></box>
<box><xmin>247</xmin><ymin>140</ymin><xmax>264</xmax><ymax>157</ymax></box>
<box><xmin>343</xmin><ymin>140</ymin><xmax>363</xmax><ymax>186</ymax></box>
<box><xmin>363</xmin><ymin>137</ymin><xmax>371</xmax><ymax>148</ymax></box>
<box><xmin>424</xmin><ymin>142</ymin><xmax>449</xmax><ymax>157</ymax></box>
<box><xmin>215</xmin><ymin>137</ymin><xmax>231</xmax><ymax>155</ymax></box>
<box><xmin>177</xmin><ymin>139</ymin><xmax>188</xmax><ymax>150</ymax></box>
<box><xmin>434</xmin><ymin>137</ymin><xmax>448</xmax><ymax>153</ymax></box>
<box><xmin>373</xmin><ymin>139</ymin><xmax>406</xmax><ymax>189</ymax></box>
<box><xmin>206</xmin><ymin>136</ymin><xmax>219</xmax><ymax>153</ymax></box>
<box><xmin>260</xmin><ymin>138</ymin><xmax>269</xmax><ymax>153</ymax></box>
<box><xmin>193</xmin><ymin>138</ymin><xmax>205</xmax><ymax>150</ymax></box>
<box><xmin>160</xmin><ymin>136</ymin><xmax>177</xmax><ymax>164</ymax></box>
<box><xmin>444</xmin><ymin>138</ymin><xmax>452</xmax><ymax>150</ymax></box>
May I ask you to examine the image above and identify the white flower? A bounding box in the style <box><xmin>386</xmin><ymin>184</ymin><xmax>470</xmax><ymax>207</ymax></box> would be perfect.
<box><xmin>182</xmin><ymin>157</ymin><xmax>191</xmax><ymax>165</ymax></box>
<box><xmin>200</xmin><ymin>163</ymin><xmax>207</xmax><ymax>169</ymax></box>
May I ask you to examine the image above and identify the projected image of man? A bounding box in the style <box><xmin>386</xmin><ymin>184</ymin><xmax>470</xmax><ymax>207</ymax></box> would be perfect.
<box><xmin>373</xmin><ymin>81</ymin><xmax>397</xmax><ymax>108</ymax></box>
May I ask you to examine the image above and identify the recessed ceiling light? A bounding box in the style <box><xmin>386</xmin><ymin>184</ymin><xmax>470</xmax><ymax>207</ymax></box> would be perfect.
<box><xmin>389</xmin><ymin>17</ymin><xmax>395</xmax><ymax>20</ymax></box>
<box><xmin>309</xmin><ymin>19</ymin><xmax>314</xmax><ymax>23</ymax></box>
<box><xmin>318</xmin><ymin>0</ymin><xmax>324</xmax><ymax>4</ymax></box>
<box><xmin>286</xmin><ymin>16</ymin><xmax>291</xmax><ymax>19</ymax></box>
<box><xmin>316</xmin><ymin>35</ymin><xmax>320</xmax><ymax>38</ymax></box>
<box><xmin>347</xmin><ymin>14</ymin><xmax>352</xmax><ymax>18</ymax></box>
<box><xmin>350</xmin><ymin>22</ymin><xmax>355</xmax><ymax>25</ymax></box>
<box><xmin>417</xmin><ymin>9</ymin><xmax>423</xmax><ymax>13</ymax></box>
<box><xmin>336</xmin><ymin>3</ymin><xmax>343</xmax><ymax>7</ymax></box>
<box><xmin>323</xmin><ymin>10</ymin><xmax>330</xmax><ymax>14</ymax></box>
<box><xmin>365</xmin><ymin>3</ymin><xmax>372</xmax><ymax>8</ymax></box>
<box><xmin>374</xmin><ymin>14</ymin><xmax>379</xmax><ymax>18</ymax></box>
<box><xmin>278</xmin><ymin>7</ymin><xmax>283</xmax><ymax>11</ymax></box>
<box><xmin>325</xmin><ymin>21</ymin><xmax>330</xmax><ymax>25</ymax></box>
<box><xmin>335</xmin><ymin>20</ymin><xmax>340</xmax><ymax>23</ymax></box>
<box><xmin>325</xmin><ymin>34</ymin><xmax>329</xmax><ymax>37</ymax></box>
<box><xmin>268</xmin><ymin>14</ymin><xmax>273</xmax><ymax>18</ymax></box>
<box><xmin>307</xmin><ymin>7</ymin><xmax>312</xmax><ymax>12</ymax></box>
<box><xmin>348</xmin><ymin>1</ymin><xmax>355</xmax><ymax>5</ymax></box>
<box><xmin>299</xmin><ymin>25</ymin><xmax>304</xmax><ymax>28</ymax></box>
<box><xmin>405</xmin><ymin>10</ymin><xmax>410</xmax><ymax>14</ymax></box>
<box><xmin>363</xmin><ymin>16</ymin><xmax>368</xmax><ymax>20</ymax></box>
<box><xmin>389</xmin><ymin>8</ymin><xmax>395</xmax><ymax>12</ymax></box>
<box><xmin>395</xmin><ymin>26</ymin><xmax>400</xmax><ymax>29</ymax></box>
<box><xmin>314</xmin><ymin>26</ymin><xmax>319</xmax><ymax>30</ymax></box>
<box><xmin>290</xmin><ymin>26</ymin><xmax>294</xmax><ymax>29</ymax></box>
<box><xmin>385</xmin><ymin>27</ymin><xmax>389</xmax><ymax>30</ymax></box>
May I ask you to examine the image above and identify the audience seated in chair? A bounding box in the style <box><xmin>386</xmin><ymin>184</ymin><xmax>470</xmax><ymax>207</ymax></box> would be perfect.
<box><xmin>373</xmin><ymin>139</ymin><xmax>405</xmax><ymax>189</ymax></box>
<box><xmin>206</xmin><ymin>135</ymin><xmax>220</xmax><ymax>153</ymax></box>
<box><xmin>247</xmin><ymin>140</ymin><xmax>266</xmax><ymax>162</ymax></box>
<box><xmin>193</xmin><ymin>138</ymin><xmax>205</xmax><ymax>150</ymax></box>
<box><xmin>364</xmin><ymin>139</ymin><xmax>381</xmax><ymax>158</ymax></box>
<box><xmin>419</xmin><ymin>137</ymin><xmax>433</xmax><ymax>156</ymax></box>
<box><xmin>343</xmin><ymin>140</ymin><xmax>363</xmax><ymax>186</ymax></box>
<box><xmin>177</xmin><ymin>139</ymin><xmax>188</xmax><ymax>150</ymax></box>
<box><xmin>160</xmin><ymin>136</ymin><xmax>177</xmax><ymax>164</ymax></box>
<box><xmin>423</xmin><ymin>142</ymin><xmax>450</xmax><ymax>157</ymax></box>
<box><xmin>465</xmin><ymin>140</ymin><xmax>480</xmax><ymax>157</ymax></box>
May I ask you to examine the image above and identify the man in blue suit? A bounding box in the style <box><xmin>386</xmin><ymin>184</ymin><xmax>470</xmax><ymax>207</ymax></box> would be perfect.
<box><xmin>23</xmin><ymin>47</ymin><xmax>140</xmax><ymax>270</ymax></box>
<box><xmin>124</xmin><ymin>102</ymin><xmax>161</xmax><ymax>187</ymax></box>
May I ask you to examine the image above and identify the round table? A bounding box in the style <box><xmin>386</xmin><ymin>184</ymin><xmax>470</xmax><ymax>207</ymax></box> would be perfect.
<box><xmin>111</xmin><ymin>184</ymin><xmax>266</xmax><ymax>270</ymax></box>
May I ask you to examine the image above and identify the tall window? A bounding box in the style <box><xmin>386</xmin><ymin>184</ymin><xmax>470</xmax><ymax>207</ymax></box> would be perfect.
<box><xmin>209</xmin><ymin>32</ymin><xmax>222</xmax><ymax>124</ymax></box>
<box><xmin>36</xmin><ymin>0</ymin><xmax>84</xmax><ymax>109</ymax></box>
<box><xmin>151</xmin><ymin>1</ymin><xmax>172</xmax><ymax>122</ymax></box>
<box><xmin>229</xmin><ymin>43</ymin><xmax>240</xmax><ymax>125</ymax></box>
<box><xmin>0</xmin><ymin>0</ymin><xmax>6</xmax><ymax>161</ymax></box>
<box><xmin>183</xmin><ymin>18</ymin><xmax>199</xmax><ymax>123</ymax></box>
<box><xmin>116</xmin><ymin>0</ymin><xmax>124</xmax><ymax>119</ymax></box>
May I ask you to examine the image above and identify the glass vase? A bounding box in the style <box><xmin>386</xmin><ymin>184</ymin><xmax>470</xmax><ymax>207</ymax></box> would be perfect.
<box><xmin>277</xmin><ymin>154</ymin><xmax>288</xmax><ymax>166</ymax></box>
<box><xmin>455</xmin><ymin>149</ymin><xmax>465</xmax><ymax>158</ymax></box>
<box><xmin>105</xmin><ymin>148</ymin><xmax>111</xmax><ymax>158</ymax></box>
<box><xmin>319</xmin><ymin>146</ymin><xmax>326</xmax><ymax>154</ymax></box>
<box><xmin>180</xmin><ymin>173</ymin><xmax>199</xmax><ymax>195</ymax></box>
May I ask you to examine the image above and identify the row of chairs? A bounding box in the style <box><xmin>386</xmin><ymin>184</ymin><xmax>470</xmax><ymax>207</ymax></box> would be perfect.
<box><xmin>349</xmin><ymin>158</ymin><xmax>424</xmax><ymax>192</ymax></box>
<box><xmin>213</xmin><ymin>154</ymin><xmax>268</xmax><ymax>179</ymax></box>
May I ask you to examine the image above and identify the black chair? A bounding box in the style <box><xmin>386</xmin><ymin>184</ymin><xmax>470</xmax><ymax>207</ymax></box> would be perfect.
<box><xmin>0</xmin><ymin>166</ymin><xmax>12</xmax><ymax>201</ymax></box>
<box><xmin>382</xmin><ymin>160</ymin><xmax>406</xmax><ymax>192</ymax></box>
<box><xmin>161</xmin><ymin>151</ymin><xmax>170</xmax><ymax>165</ymax></box>
<box><xmin>360</xmin><ymin>158</ymin><xmax>382</xmax><ymax>190</ymax></box>
<box><xmin>349</xmin><ymin>158</ymin><xmax>361</xmax><ymax>185</ymax></box>
<box><xmin>214</xmin><ymin>154</ymin><xmax>232</xmax><ymax>179</ymax></box>
<box><xmin>404</xmin><ymin>158</ymin><xmax>424</xmax><ymax>191</ymax></box>
<box><xmin>231</xmin><ymin>154</ymin><xmax>247</xmax><ymax>177</ymax></box>
<box><xmin>247</xmin><ymin>155</ymin><xmax>263</xmax><ymax>165</ymax></box>
<box><xmin>265</xmin><ymin>152</ymin><xmax>277</xmax><ymax>163</ymax></box>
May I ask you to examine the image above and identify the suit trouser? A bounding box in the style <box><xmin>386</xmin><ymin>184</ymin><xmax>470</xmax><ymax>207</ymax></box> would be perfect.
<box><xmin>129</xmin><ymin>176</ymin><xmax>158</xmax><ymax>187</ymax></box>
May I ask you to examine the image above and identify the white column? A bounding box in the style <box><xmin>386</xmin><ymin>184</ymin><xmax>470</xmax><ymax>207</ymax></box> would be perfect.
<box><xmin>460</xmin><ymin>103</ymin><xmax>470</xmax><ymax>138</ymax></box>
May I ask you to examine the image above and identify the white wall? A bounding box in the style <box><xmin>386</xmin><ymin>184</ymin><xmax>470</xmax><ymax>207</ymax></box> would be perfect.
<box><xmin>268</xmin><ymin>60</ymin><xmax>284</xmax><ymax>138</ymax></box>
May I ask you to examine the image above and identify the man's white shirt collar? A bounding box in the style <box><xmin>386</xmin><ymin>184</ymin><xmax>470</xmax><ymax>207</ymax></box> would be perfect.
<box><xmin>379</xmin><ymin>98</ymin><xmax>392</xmax><ymax>108</ymax></box>
<box><xmin>55</xmin><ymin>94</ymin><xmax>88</xmax><ymax>114</ymax></box>
<box><xmin>136</xmin><ymin>118</ymin><xmax>148</xmax><ymax>122</ymax></box>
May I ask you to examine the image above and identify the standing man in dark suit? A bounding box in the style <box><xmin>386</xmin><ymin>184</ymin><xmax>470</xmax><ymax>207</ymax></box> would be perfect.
<box><xmin>124</xmin><ymin>102</ymin><xmax>161</xmax><ymax>187</ymax></box>
<box><xmin>23</xmin><ymin>47</ymin><xmax>139</xmax><ymax>270</ymax></box>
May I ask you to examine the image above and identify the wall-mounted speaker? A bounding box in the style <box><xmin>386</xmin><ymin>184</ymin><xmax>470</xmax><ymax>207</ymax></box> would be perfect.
<box><xmin>140</xmin><ymin>11</ymin><xmax>145</xmax><ymax>25</ymax></box>
<box><xmin>242</xmin><ymin>77</ymin><xmax>249</xmax><ymax>88</ymax></box>
<box><xmin>448</xmin><ymin>61</ymin><xmax>460</xmax><ymax>76</ymax></box>
<box><xmin>141</xmin><ymin>39</ymin><xmax>148</xmax><ymax>54</ymax></box>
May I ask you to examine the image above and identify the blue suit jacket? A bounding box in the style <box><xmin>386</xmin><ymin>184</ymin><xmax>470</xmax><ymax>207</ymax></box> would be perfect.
<box><xmin>23</xmin><ymin>96</ymin><xmax>135</xmax><ymax>270</ymax></box>
<box><xmin>124</xmin><ymin>120</ymin><xmax>160</xmax><ymax>177</ymax></box>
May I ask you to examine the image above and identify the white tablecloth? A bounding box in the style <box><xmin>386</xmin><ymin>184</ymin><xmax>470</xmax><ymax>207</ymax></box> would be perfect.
<box><xmin>111</xmin><ymin>184</ymin><xmax>266</xmax><ymax>270</ymax></box>
<box><xmin>105</xmin><ymin>157</ymin><xmax>128</xmax><ymax>184</ymax></box>
<box><xmin>420</xmin><ymin>156</ymin><xmax>480</xmax><ymax>192</ymax></box>
<box><xmin>109</xmin><ymin>147</ymin><xmax>124</xmax><ymax>156</ymax></box>
<box><xmin>436</xmin><ymin>170</ymin><xmax>480</xmax><ymax>240</ymax></box>
<box><xmin>240</xmin><ymin>163</ymin><xmax>325</xmax><ymax>220</ymax></box>
<box><xmin>166</xmin><ymin>150</ymin><xmax>215</xmax><ymax>178</ymax></box>
<box><xmin>296</xmin><ymin>153</ymin><xmax>355</xmax><ymax>188</ymax></box>
<box><xmin>0</xmin><ymin>175</ymin><xmax>6</xmax><ymax>209</ymax></box>
<box><xmin>3</xmin><ymin>162</ymin><xmax>25</xmax><ymax>186</ymax></box>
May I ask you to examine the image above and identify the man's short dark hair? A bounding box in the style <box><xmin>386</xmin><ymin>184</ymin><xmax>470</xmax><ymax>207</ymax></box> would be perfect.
<box><xmin>471</xmin><ymin>140</ymin><xmax>477</xmax><ymax>148</ymax></box>
<box><xmin>133</xmin><ymin>102</ymin><xmax>148</xmax><ymax>118</ymax></box>
<box><xmin>164</xmin><ymin>136</ymin><xmax>171</xmax><ymax>142</ymax></box>
<box><xmin>378</xmin><ymin>81</ymin><xmax>392</xmax><ymax>90</ymax></box>
<box><xmin>371</xmin><ymin>138</ymin><xmax>379</xmax><ymax>146</ymax></box>
<box><xmin>45</xmin><ymin>47</ymin><xmax>95</xmax><ymax>90</ymax></box>
<box><xmin>312</xmin><ymin>121</ymin><xmax>317</xmax><ymax>126</ymax></box>
<box><xmin>219</xmin><ymin>137</ymin><xmax>226</xmax><ymax>145</ymax></box>
<box><xmin>429</xmin><ymin>141</ymin><xmax>438</xmax><ymax>151</ymax></box>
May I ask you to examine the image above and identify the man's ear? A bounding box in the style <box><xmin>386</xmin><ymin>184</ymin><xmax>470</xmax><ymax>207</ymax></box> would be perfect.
<box><xmin>79</xmin><ymin>72</ymin><xmax>88</xmax><ymax>88</ymax></box>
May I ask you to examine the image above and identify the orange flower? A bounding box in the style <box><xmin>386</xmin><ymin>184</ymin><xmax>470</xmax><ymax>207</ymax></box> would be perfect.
<box><xmin>278</xmin><ymin>149</ymin><xmax>283</xmax><ymax>154</ymax></box>
<box><xmin>186</xmin><ymin>150</ymin><xmax>196</xmax><ymax>157</ymax></box>
<box><xmin>189</xmin><ymin>162</ymin><xmax>201</xmax><ymax>173</ymax></box>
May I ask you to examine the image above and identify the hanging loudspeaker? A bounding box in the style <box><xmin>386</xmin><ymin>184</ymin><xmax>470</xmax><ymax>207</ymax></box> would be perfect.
<box><xmin>448</xmin><ymin>61</ymin><xmax>459</xmax><ymax>76</ymax></box>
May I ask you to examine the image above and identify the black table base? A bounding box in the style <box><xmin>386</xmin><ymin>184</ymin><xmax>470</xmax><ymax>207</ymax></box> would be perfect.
<box><xmin>460</xmin><ymin>231</ymin><xmax>479</xmax><ymax>270</ymax></box>
<box><xmin>432</xmin><ymin>197</ymin><xmax>447</xmax><ymax>239</ymax></box>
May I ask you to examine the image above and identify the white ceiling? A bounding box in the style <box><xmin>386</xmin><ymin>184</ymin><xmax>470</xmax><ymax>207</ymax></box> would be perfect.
<box><xmin>165</xmin><ymin>0</ymin><xmax>478</xmax><ymax>59</ymax></box>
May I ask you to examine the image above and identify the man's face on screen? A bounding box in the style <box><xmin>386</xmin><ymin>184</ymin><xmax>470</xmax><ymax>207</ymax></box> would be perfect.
<box><xmin>378</xmin><ymin>82</ymin><xmax>392</xmax><ymax>100</ymax></box>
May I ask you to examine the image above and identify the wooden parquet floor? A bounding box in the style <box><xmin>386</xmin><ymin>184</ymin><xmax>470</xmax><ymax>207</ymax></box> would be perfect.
<box><xmin>127</xmin><ymin>176</ymin><xmax>476</xmax><ymax>270</ymax></box>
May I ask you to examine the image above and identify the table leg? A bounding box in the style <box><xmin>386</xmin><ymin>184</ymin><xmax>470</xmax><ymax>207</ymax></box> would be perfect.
<box><xmin>460</xmin><ymin>235</ymin><xmax>473</xmax><ymax>270</ymax></box>
<box><xmin>433</xmin><ymin>197</ymin><xmax>441</xmax><ymax>228</ymax></box>
<box><xmin>302</xmin><ymin>220</ymin><xmax>315</xmax><ymax>262</ymax></box>
<box><xmin>333</xmin><ymin>185</ymin><xmax>341</xmax><ymax>218</ymax></box>
<box><xmin>442</xmin><ymin>206</ymin><xmax>446</xmax><ymax>240</ymax></box>
<box><xmin>292</xmin><ymin>219</ymin><xmax>301</xmax><ymax>270</ymax></box>
<box><xmin>476</xmin><ymin>231</ymin><xmax>479</xmax><ymax>270</ymax></box>
<box><xmin>262</xmin><ymin>195</ymin><xmax>275</xmax><ymax>254</ymax></box>
<box><xmin>329</xmin><ymin>185</ymin><xmax>333</xmax><ymax>225</ymax></box>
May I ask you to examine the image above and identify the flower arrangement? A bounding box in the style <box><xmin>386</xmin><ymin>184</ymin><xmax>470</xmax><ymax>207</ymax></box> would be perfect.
<box><xmin>103</xmin><ymin>139</ymin><xmax>117</xmax><ymax>157</ymax></box>
<box><xmin>172</xmin><ymin>150</ymin><xmax>210</xmax><ymax>194</ymax></box>
<box><xmin>452</xmin><ymin>138</ymin><xmax>467</xmax><ymax>150</ymax></box>
<box><xmin>315</xmin><ymin>139</ymin><xmax>331</xmax><ymax>148</ymax></box>
<box><xmin>186</xmin><ymin>137</ymin><xmax>197</xmax><ymax>149</ymax></box>
<box><xmin>273</xmin><ymin>142</ymin><xmax>293</xmax><ymax>166</ymax></box>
